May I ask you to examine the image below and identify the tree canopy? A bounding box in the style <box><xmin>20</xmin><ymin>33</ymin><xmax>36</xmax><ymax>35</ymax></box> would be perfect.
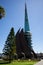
<box><xmin>0</xmin><ymin>6</ymin><xmax>5</xmax><ymax>19</ymax></box>
<box><xmin>3</xmin><ymin>27</ymin><xmax>16</xmax><ymax>62</ymax></box>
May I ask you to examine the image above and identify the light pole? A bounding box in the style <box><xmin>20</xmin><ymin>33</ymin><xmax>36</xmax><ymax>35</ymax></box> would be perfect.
<box><xmin>21</xmin><ymin>52</ymin><xmax>25</xmax><ymax>59</ymax></box>
<box><xmin>14</xmin><ymin>53</ymin><xmax>18</xmax><ymax>59</ymax></box>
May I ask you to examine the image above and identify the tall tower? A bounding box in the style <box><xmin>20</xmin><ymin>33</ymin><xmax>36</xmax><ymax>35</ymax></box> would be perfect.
<box><xmin>15</xmin><ymin>3</ymin><xmax>37</xmax><ymax>59</ymax></box>
<box><xmin>24</xmin><ymin>3</ymin><xmax>30</xmax><ymax>32</ymax></box>
<box><xmin>24</xmin><ymin>3</ymin><xmax>32</xmax><ymax>49</ymax></box>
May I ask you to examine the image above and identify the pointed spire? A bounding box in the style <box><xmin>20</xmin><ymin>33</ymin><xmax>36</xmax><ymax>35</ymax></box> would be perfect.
<box><xmin>24</xmin><ymin>3</ymin><xmax>30</xmax><ymax>32</ymax></box>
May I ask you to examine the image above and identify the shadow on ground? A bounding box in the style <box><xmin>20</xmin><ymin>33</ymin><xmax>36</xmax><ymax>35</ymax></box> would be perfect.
<box><xmin>0</xmin><ymin>62</ymin><xmax>10</xmax><ymax>64</ymax></box>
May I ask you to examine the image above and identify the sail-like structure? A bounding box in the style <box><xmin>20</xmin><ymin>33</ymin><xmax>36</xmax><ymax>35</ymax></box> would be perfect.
<box><xmin>15</xmin><ymin>3</ymin><xmax>37</xmax><ymax>59</ymax></box>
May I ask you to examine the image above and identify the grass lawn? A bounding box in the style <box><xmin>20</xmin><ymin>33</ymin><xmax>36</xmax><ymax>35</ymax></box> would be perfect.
<box><xmin>0</xmin><ymin>60</ymin><xmax>37</xmax><ymax>65</ymax></box>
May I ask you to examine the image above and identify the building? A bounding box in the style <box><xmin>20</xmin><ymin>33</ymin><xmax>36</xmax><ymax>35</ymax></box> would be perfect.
<box><xmin>15</xmin><ymin>3</ymin><xmax>37</xmax><ymax>59</ymax></box>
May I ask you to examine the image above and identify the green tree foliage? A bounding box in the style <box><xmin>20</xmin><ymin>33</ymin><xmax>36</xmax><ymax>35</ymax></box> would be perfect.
<box><xmin>0</xmin><ymin>6</ymin><xmax>5</xmax><ymax>19</ymax></box>
<box><xmin>3</xmin><ymin>27</ymin><xmax>16</xmax><ymax>62</ymax></box>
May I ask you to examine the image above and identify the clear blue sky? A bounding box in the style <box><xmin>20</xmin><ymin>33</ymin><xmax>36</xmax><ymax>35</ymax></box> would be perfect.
<box><xmin>0</xmin><ymin>0</ymin><xmax>43</xmax><ymax>53</ymax></box>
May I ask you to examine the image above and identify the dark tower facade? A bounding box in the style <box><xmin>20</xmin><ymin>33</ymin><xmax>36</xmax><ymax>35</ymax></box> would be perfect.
<box><xmin>15</xmin><ymin>3</ymin><xmax>37</xmax><ymax>59</ymax></box>
<box><xmin>24</xmin><ymin>3</ymin><xmax>37</xmax><ymax>58</ymax></box>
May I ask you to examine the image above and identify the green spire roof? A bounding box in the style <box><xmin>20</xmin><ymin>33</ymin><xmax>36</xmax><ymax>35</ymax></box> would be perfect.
<box><xmin>24</xmin><ymin>3</ymin><xmax>30</xmax><ymax>32</ymax></box>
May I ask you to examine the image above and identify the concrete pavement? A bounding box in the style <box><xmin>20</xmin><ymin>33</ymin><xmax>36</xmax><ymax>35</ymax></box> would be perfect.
<box><xmin>34</xmin><ymin>60</ymin><xmax>43</xmax><ymax>65</ymax></box>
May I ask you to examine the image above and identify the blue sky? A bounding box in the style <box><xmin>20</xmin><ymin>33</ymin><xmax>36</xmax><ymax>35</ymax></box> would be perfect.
<box><xmin>0</xmin><ymin>0</ymin><xmax>43</xmax><ymax>53</ymax></box>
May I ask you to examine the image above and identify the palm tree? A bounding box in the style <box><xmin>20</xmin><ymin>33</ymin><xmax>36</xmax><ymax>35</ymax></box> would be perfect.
<box><xmin>0</xmin><ymin>6</ymin><xmax>5</xmax><ymax>19</ymax></box>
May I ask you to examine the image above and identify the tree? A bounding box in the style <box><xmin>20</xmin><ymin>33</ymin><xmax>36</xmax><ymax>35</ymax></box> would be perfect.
<box><xmin>3</xmin><ymin>27</ymin><xmax>16</xmax><ymax>62</ymax></box>
<box><xmin>0</xmin><ymin>6</ymin><xmax>5</xmax><ymax>19</ymax></box>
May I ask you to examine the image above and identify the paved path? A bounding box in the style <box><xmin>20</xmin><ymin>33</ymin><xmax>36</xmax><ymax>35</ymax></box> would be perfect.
<box><xmin>34</xmin><ymin>60</ymin><xmax>43</xmax><ymax>65</ymax></box>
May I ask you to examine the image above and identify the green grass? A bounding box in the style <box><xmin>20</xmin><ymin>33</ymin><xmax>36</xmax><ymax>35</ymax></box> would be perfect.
<box><xmin>0</xmin><ymin>60</ymin><xmax>37</xmax><ymax>65</ymax></box>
